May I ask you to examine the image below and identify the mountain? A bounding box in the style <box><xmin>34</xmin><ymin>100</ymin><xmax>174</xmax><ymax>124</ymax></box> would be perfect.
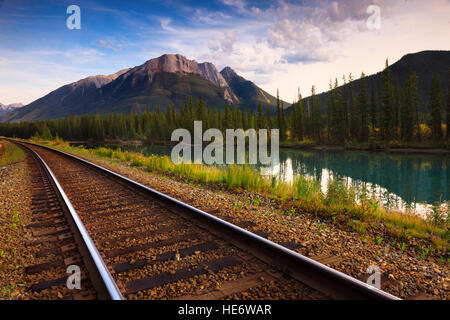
<box><xmin>5</xmin><ymin>51</ymin><xmax>445</xmax><ymax>123</ymax></box>
<box><xmin>0</xmin><ymin>102</ymin><xmax>24</xmax><ymax>117</ymax></box>
<box><xmin>299</xmin><ymin>50</ymin><xmax>450</xmax><ymax>113</ymax></box>
<box><xmin>2</xmin><ymin>54</ymin><xmax>280</xmax><ymax>123</ymax></box>
<box><xmin>117</xmin><ymin>54</ymin><xmax>239</xmax><ymax>104</ymax></box>
<box><xmin>220</xmin><ymin>67</ymin><xmax>278</xmax><ymax>109</ymax></box>
<box><xmin>1</xmin><ymin>69</ymin><xmax>130</xmax><ymax>122</ymax></box>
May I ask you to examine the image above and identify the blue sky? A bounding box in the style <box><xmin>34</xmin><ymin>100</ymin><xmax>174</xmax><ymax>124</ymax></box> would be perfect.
<box><xmin>1</xmin><ymin>0</ymin><xmax>449</xmax><ymax>104</ymax></box>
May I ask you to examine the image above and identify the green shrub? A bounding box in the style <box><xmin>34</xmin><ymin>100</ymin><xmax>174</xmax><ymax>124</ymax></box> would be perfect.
<box><xmin>326</xmin><ymin>179</ymin><xmax>356</xmax><ymax>206</ymax></box>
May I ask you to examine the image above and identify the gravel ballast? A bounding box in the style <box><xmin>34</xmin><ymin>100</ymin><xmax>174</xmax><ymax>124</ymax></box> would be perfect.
<box><xmin>0</xmin><ymin>157</ymin><xmax>34</xmax><ymax>299</ymax></box>
<box><xmin>1</xmin><ymin>144</ymin><xmax>448</xmax><ymax>300</ymax></box>
<box><xmin>54</xmin><ymin>150</ymin><xmax>448</xmax><ymax>300</ymax></box>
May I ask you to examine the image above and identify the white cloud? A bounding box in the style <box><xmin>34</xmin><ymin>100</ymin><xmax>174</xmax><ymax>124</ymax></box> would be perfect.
<box><xmin>264</xmin><ymin>0</ymin><xmax>450</xmax><ymax>99</ymax></box>
<box><xmin>205</xmin><ymin>0</ymin><xmax>450</xmax><ymax>100</ymax></box>
<box><xmin>251</xmin><ymin>6</ymin><xmax>261</xmax><ymax>15</ymax></box>
<box><xmin>219</xmin><ymin>30</ymin><xmax>237</xmax><ymax>52</ymax></box>
<box><xmin>208</xmin><ymin>39</ymin><xmax>220</xmax><ymax>52</ymax></box>
<box><xmin>222</xmin><ymin>0</ymin><xmax>247</xmax><ymax>12</ymax></box>
<box><xmin>192</xmin><ymin>8</ymin><xmax>231</xmax><ymax>25</ymax></box>
<box><xmin>1</xmin><ymin>0</ymin><xmax>449</xmax><ymax>105</ymax></box>
<box><xmin>99</xmin><ymin>40</ymin><xmax>123</xmax><ymax>52</ymax></box>
<box><xmin>160</xmin><ymin>18</ymin><xmax>175</xmax><ymax>32</ymax></box>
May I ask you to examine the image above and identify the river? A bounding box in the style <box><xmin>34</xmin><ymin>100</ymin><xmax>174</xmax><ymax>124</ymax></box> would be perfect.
<box><xmin>75</xmin><ymin>143</ymin><xmax>449</xmax><ymax>217</ymax></box>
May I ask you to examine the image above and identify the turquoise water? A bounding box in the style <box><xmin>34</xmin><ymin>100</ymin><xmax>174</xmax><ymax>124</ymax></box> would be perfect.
<box><xmin>76</xmin><ymin>143</ymin><xmax>449</xmax><ymax>215</ymax></box>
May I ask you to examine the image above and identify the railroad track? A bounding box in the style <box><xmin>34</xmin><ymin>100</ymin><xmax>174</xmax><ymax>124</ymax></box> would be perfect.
<box><xmin>12</xmin><ymin>140</ymin><xmax>399</xmax><ymax>300</ymax></box>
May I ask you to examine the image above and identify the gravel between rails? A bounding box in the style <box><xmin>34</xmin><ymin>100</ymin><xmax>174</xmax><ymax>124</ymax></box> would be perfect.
<box><xmin>28</xmin><ymin>145</ymin><xmax>328</xmax><ymax>300</ymax></box>
<box><xmin>49</xmin><ymin>147</ymin><xmax>449</xmax><ymax>300</ymax></box>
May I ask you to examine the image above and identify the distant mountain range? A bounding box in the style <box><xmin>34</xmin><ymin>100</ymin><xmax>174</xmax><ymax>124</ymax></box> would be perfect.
<box><xmin>2</xmin><ymin>51</ymin><xmax>448</xmax><ymax>123</ymax></box>
<box><xmin>0</xmin><ymin>102</ymin><xmax>24</xmax><ymax>117</ymax></box>
<box><xmin>300</xmin><ymin>50</ymin><xmax>449</xmax><ymax>113</ymax></box>
<box><xmin>1</xmin><ymin>54</ymin><xmax>279</xmax><ymax>123</ymax></box>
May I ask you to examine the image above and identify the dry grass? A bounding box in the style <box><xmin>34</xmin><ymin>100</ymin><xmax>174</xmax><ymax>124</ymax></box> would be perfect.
<box><xmin>0</xmin><ymin>140</ymin><xmax>25</xmax><ymax>167</ymax></box>
<box><xmin>25</xmin><ymin>138</ymin><xmax>449</xmax><ymax>250</ymax></box>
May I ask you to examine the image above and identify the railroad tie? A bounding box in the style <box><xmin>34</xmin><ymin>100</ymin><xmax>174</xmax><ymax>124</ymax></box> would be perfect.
<box><xmin>124</xmin><ymin>256</ymin><xmax>241</xmax><ymax>294</ymax></box>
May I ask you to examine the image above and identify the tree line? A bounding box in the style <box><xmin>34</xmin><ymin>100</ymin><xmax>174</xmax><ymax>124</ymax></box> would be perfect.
<box><xmin>1</xmin><ymin>61</ymin><xmax>448</xmax><ymax>145</ymax></box>
<box><xmin>291</xmin><ymin>60</ymin><xmax>449</xmax><ymax>144</ymax></box>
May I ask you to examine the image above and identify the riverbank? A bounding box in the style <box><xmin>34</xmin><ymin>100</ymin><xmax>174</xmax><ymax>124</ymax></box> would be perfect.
<box><xmin>26</xmin><ymin>138</ymin><xmax>450</xmax><ymax>244</ymax></box>
<box><xmin>279</xmin><ymin>141</ymin><xmax>450</xmax><ymax>155</ymax></box>
<box><xmin>17</xmin><ymin>138</ymin><xmax>449</xmax><ymax>299</ymax></box>
<box><xmin>66</xmin><ymin>139</ymin><xmax>450</xmax><ymax>155</ymax></box>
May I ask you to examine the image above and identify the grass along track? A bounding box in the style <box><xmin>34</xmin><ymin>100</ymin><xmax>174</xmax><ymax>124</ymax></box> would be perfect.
<box><xmin>0</xmin><ymin>140</ymin><xmax>24</xmax><ymax>167</ymax></box>
<box><xmin>25</xmin><ymin>138</ymin><xmax>448</xmax><ymax>251</ymax></box>
<box><xmin>11</xmin><ymin>140</ymin><xmax>398</xmax><ymax>300</ymax></box>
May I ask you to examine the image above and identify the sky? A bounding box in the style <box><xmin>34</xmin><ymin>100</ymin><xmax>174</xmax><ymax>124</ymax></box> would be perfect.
<box><xmin>0</xmin><ymin>0</ymin><xmax>449</xmax><ymax>105</ymax></box>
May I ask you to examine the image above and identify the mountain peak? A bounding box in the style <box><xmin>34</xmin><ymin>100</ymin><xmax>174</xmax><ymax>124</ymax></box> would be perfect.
<box><xmin>0</xmin><ymin>102</ymin><xmax>23</xmax><ymax>110</ymax></box>
<box><xmin>0</xmin><ymin>102</ymin><xmax>24</xmax><ymax>117</ymax></box>
<box><xmin>71</xmin><ymin>68</ymin><xmax>132</xmax><ymax>89</ymax></box>
<box><xmin>141</xmin><ymin>53</ymin><xmax>200</xmax><ymax>74</ymax></box>
<box><xmin>220</xmin><ymin>66</ymin><xmax>239</xmax><ymax>81</ymax></box>
<box><xmin>1</xmin><ymin>52</ymin><xmax>288</xmax><ymax>122</ymax></box>
<box><xmin>198</xmin><ymin>62</ymin><xmax>229</xmax><ymax>88</ymax></box>
<box><xmin>125</xmin><ymin>53</ymin><xmax>239</xmax><ymax>103</ymax></box>
<box><xmin>139</xmin><ymin>54</ymin><xmax>231</xmax><ymax>86</ymax></box>
<box><xmin>106</xmin><ymin>68</ymin><xmax>131</xmax><ymax>80</ymax></box>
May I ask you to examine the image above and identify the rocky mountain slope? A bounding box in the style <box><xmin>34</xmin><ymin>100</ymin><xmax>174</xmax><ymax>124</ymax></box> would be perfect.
<box><xmin>2</xmin><ymin>54</ymin><xmax>278</xmax><ymax>122</ymax></box>
<box><xmin>4</xmin><ymin>51</ymin><xmax>447</xmax><ymax>123</ymax></box>
<box><xmin>221</xmin><ymin>67</ymin><xmax>278</xmax><ymax>108</ymax></box>
<box><xmin>0</xmin><ymin>103</ymin><xmax>24</xmax><ymax>117</ymax></box>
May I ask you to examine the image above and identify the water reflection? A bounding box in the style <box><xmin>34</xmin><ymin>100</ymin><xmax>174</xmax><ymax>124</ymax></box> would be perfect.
<box><xmin>77</xmin><ymin>143</ymin><xmax>448</xmax><ymax>216</ymax></box>
<box><xmin>262</xmin><ymin>149</ymin><xmax>448</xmax><ymax>216</ymax></box>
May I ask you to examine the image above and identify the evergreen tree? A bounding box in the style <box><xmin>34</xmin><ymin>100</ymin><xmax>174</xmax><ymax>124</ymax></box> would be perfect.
<box><xmin>2</xmin><ymin>66</ymin><xmax>448</xmax><ymax>148</ymax></box>
<box><xmin>237</xmin><ymin>107</ymin><xmax>244</xmax><ymax>129</ymax></box>
<box><xmin>291</xmin><ymin>100</ymin><xmax>298</xmax><ymax>139</ymax></box>
<box><xmin>447</xmin><ymin>69</ymin><xmax>450</xmax><ymax>142</ymax></box>
<box><xmin>401</xmin><ymin>69</ymin><xmax>417</xmax><ymax>142</ymax></box>
<box><xmin>326</xmin><ymin>81</ymin><xmax>333</xmax><ymax>141</ymax></box>
<box><xmin>380</xmin><ymin>59</ymin><xmax>394</xmax><ymax>141</ymax></box>
<box><xmin>40</xmin><ymin>124</ymin><xmax>53</xmax><ymax>140</ymax></box>
<box><xmin>224</xmin><ymin>103</ymin><xmax>233</xmax><ymax>129</ymax></box>
<box><xmin>232</xmin><ymin>105</ymin><xmax>239</xmax><ymax>128</ymax></box>
<box><xmin>280</xmin><ymin>100</ymin><xmax>287</xmax><ymax>140</ymax></box>
<box><xmin>276</xmin><ymin>89</ymin><xmax>281</xmax><ymax>133</ymax></box>
<box><xmin>358</xmin><ymin>73</ymin><xmax>369</xmax><ymax>142</ymax></box>
<box><xmin>257</xmin><ymin>102</ymin><xmax>264</xmax><ymax>130</ymax></box>
<box><xmin>370</xmin><ymin>80</ymin><xmax>377</xmax><ymax>133</ymax></box>
<box><xmin>93</xmin><ymin>114</ymin><xmax>105</xmax><ymax>140</ymax></box>
<box><xmin>341</xmin><ymin>75</ymin><xmax>349</xmax><ymax>139</ymax></box>
<box><xmin>244</xmin><ymin>108</ymin><xmax>250</xmax><ymax>130</ymax></box>
<box><xmin>196</xmin><ymin>97</ymin><xmax>208</xmax><ymax>125</ymax></box>
<box><xmin>187</xmin><ymin>97</ymin><xmax>195</xmax><ymax>134</ymax></box>
<box><xmin>429</xmin><ymin>72</ymin><xmax>443</xmax><ymax>141</ymax></box>
<box><xmin>330</xmin><ymin>78</ymin><xmax>345</xmax><ymax>144</ymax></box>
<box><xmin>276</xmin><ymin>89</ymin><xmax>286</xmax><ymax>141</ymax></box>
<box><xmin>392</xmin><ymin>78</ymin><xmax>401</xmax><ymax>138</ymax></box>
<box><xmin>128</xmin><ymin>111</ymin><xmax>137</xmax><ymax>139</ymax></box>
<box><xmin>212</xmin><ymin>107</ymin><xmax>219</xmax><ymax>129</ymax></box>
<box><xmin>248</xmin><ymin>109</ymin><xmax>255</xmax><ymax>129</ymax></box>
<box><xmin>265</xmin><ymin>105</ymin><xmax>272</xmax><ymax>129</ymax></box>
<box><xmin>296</xmin><ymin>88</ymin><xmax>305</xmax><ymax>141</ymax></box>
<box><xmin>348</xmin><ymin>73</ymin><xmax>359</xmax><ymax>140</ymax></box>
<box><xmin>311</xmin><ymin>86</ymin><xmax>322</xmax><ymax>142</ymax></box>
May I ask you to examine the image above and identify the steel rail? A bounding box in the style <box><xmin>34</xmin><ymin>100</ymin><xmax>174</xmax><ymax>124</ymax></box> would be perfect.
<box><xmin>16</xmin><ymin>141</ymin><xmax>124</xmax><ymax>300</ymax></box>
<box><xmin>16</xmin><ymin>140</ymin><xmax>400</xmax><ymax>300</ymax></box>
